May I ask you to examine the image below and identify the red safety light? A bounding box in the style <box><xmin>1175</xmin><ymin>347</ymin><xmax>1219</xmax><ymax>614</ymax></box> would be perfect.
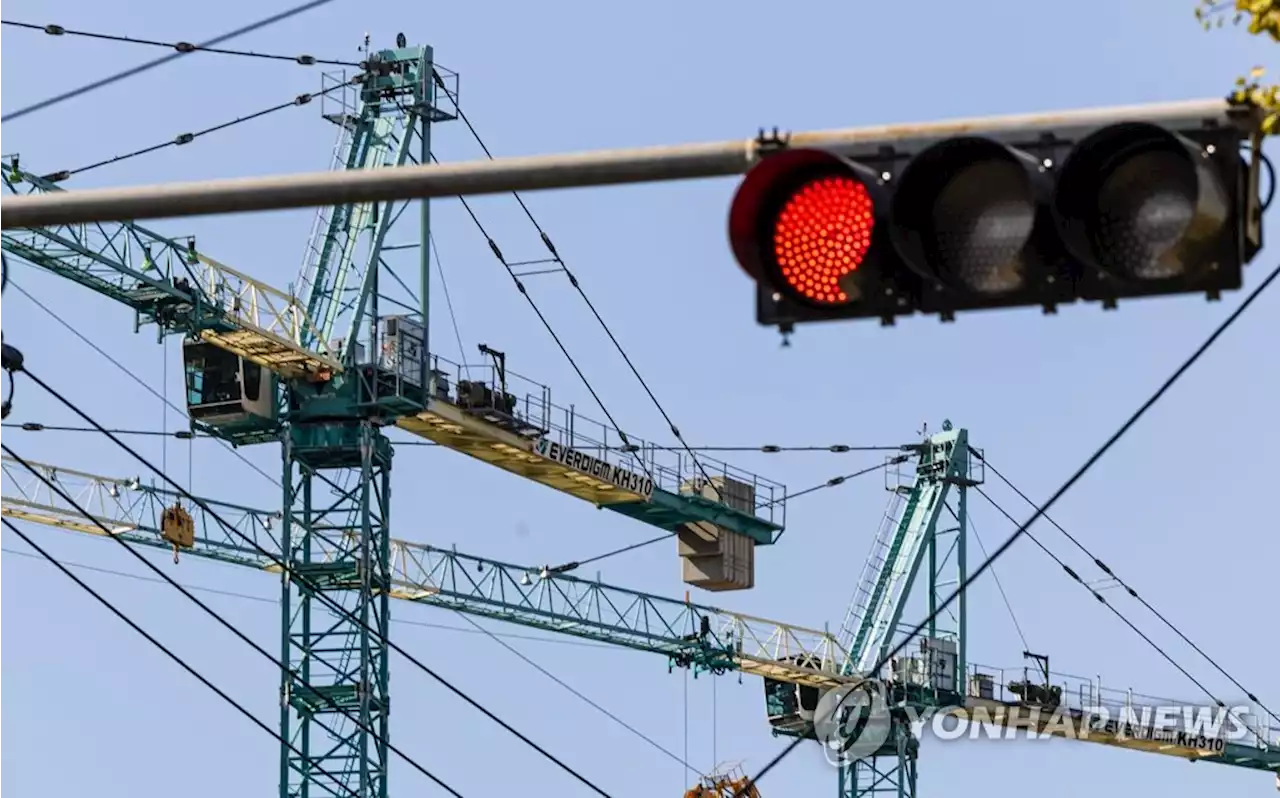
<box><xmin>729</xmin><ymin>148</ymin><xmax>889</xmax><ymax>310</ymax></box>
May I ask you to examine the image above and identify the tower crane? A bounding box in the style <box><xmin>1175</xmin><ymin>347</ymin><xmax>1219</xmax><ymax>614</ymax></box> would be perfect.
<box><xmin>4</xmin><ymin>428</ymin><xmax>1279</xmax><ymax>798</ymax></box>
<box><xmin>1</xmin><ymin>36</ymin><xmax>787</xmax><ymax>798</ymax></box>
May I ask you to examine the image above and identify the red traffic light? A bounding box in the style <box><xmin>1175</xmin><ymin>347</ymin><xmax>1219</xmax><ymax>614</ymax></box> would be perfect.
<box><xmin>728</xmin><ymin>148</ymin><xmax>888</xmax><ymax>309</ymax></box>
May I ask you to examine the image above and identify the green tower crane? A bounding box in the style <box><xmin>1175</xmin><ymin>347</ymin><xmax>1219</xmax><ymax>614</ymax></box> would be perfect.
<box><xmin>1</xmin><ymin>36</ymin><xmax>790</xmax><ymax>798</ymax></box>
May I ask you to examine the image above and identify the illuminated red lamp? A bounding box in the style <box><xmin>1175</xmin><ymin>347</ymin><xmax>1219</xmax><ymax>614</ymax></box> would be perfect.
<box><xmin>729</xmin><ymin>148</ymin><xmax>888</xmax><ymax>308</ymax></box>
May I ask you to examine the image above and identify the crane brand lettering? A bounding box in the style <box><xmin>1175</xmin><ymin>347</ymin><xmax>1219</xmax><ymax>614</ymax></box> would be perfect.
<box><xmin>533</xmin><ymin>439</ymin><xmax>654</xmax><ymax>501</ymax></box>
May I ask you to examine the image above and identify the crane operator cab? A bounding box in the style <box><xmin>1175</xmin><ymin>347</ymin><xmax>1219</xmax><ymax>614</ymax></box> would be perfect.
<box><xmin>183</xmin><ymin>340</ymin><xmax>278</xmax><ymax>437</ymax></box>
<box><xmin>763</xmin><ymin>654</ymin><xmax>825</xmax><ymax>736</ymax></box>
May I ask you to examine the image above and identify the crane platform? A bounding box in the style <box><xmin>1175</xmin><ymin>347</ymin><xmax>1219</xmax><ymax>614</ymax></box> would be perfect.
<box><xmin>385</xmin><ymin>348</ymin><xmax>787</xmax><ymax>546</ymax></box>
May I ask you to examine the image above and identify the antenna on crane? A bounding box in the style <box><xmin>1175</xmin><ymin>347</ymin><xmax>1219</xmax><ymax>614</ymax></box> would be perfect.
<box><xmin>478</xmin><ymin>343</ymin><xmax>507</xmax><ymax>397</ymax></box>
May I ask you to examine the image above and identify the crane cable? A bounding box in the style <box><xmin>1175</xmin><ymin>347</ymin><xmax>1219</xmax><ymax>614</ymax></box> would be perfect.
<box><xmin>972</xmin><ymin>485</ymin><xmax>1266</xmax><ymax>739</ymax></box>
<box><xmin>431</xmin><ymin>75</ymin><xmax>731</xmax><ymax>504</ymax></box>
<box><xmin>38</xmin><ymin>78</ymin><xmax>356</xmax><ymax>181</ymax></box>
<box><xmin>943</xmin><ymin>503</ymin><xmax>1029</xmax><ymax>651</ymax></box>
<box><xmin>3</xmin><ymin>280</ymin><xmax>281</xmax><ymax>488</ymax></box>
<box><xmin>976</xmin><ymin>454</ymin><xmax>1280</xmax><ymax>728</ymax></box>
<box><xmin>1</xmin><ymin>444</ymin><xmax>468</xmax><ymax>796</ymax></box>
<box><xmin>0</xmin><ymin>423</ymin><xmax>906</xmax><ymax>453</ymax></box>
<box><xmin>0</xmin><ymin>519</ymin><xmax>385</xmax><ymax>798</ymax></box>
<box><xmin>730</xmin><ymin>258</ymin><xmax>1280</xmax><ymax>797</ymax></box>
<box><xmin>543</xmin><ymin>456</ymin><xmax>899</xmax><ymax>575</ymax></box>
<box><xmin>427</xmin><ymin>150</ymin><xmax>656</xmax><ymax>487</ymax></box>
<box><xmin>1</xmin><ymin>19</ymin><xmax>359</xmax><ymax>67</ymax></box>
<box><xmin>9</xmin><ymin>365</ymin><xmax>618</xmax><ymax>798</ymax></box>
<box><xmin>1</xmin><ymin>0</ymin><xmax>347</xmax><ymax>123</ymax></box>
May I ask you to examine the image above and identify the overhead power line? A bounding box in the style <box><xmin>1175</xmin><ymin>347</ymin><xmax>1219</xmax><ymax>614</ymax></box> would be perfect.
<box><xmin>0</xmin><ymin>519</ymin><xmax>368</xmax><ymax>798</ymax></box>
<box><xmin>435</xmin><ymin>77</ymin><xmax>732</xmax><ymax>505</ymax></box>
<box><xmin>44</xmin><ymin>78</ymin><xmax>355</xmax><ymax>181</ymax></box>
<box><xmin>1</xmin><ymin>0</ymin><xmax>345</xmax><ymax>123</ymax></box>
<box><xmin>2</xmin><ymin>446</ymin><xmax>467</xmax><ymax>798</ymax></box>
<box><xmin>0</xmin><ymin>546</ymin><xmax>620</xmax><ymax>650</ymax></box>
<box><xmin>731</xmin><ymin>262</ymin><xmax>1280</xmax><ymax>797</ymax></box>
<box><xmin>2</xmin><ymin>19</ymin><xmax>359</xmax><ymax>67</ymax></box>
<box><xmin>6</xmin><ymin>280</ymin><xmax>281</xmax><ymax>488</ymax></box>
<box><xmin>975</xmin><ymin>454</ymin><xmax>1280</xmax><ymax>727</ymax></box>
<box><xmin>13</xmin><ymin>365</ymin><xmax>617</xmax><ymax>798</ymax></box>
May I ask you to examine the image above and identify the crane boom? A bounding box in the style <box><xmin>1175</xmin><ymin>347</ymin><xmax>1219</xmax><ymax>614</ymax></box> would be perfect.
<box><xmin>4</xmin><ymin>454</ymin><xmax>1278</xmax><ymax>779</ymax></box>
<box><xmin>1</xmin><ymin>165</ymin><xmax>342</xmax><ymax>379</ymax></box>
<box><xmin>0</xmin><ymin>455</ymin><xmax>849</xmax><ymax>686</ymax></box>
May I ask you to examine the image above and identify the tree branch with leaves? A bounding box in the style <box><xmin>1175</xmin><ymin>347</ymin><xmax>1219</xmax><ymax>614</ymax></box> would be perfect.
<box><xmin>1197</xmin><ymin>0</ymin><xmax>1280</xmax><ymax>133</ymax></box>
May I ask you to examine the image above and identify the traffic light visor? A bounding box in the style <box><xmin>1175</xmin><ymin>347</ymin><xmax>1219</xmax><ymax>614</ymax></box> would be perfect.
<box><xmin>890</xmin><ymin>137</ymin><xmax>1050</xmax><ymax>295</ymax></box>
<box><xmin>1053</xmin><ymin>122</ymin><xmax>1230</xmax><ymax>283</ymax></box>
<box><xmin>729</xmin><ymin>148</ymin><xmax>885</xmax><ymax>307</ymax></box>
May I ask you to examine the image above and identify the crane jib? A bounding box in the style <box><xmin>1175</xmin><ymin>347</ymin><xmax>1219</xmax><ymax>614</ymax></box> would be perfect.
<box><xmin>532</xmin><ymin>438</ymin><xmax>655</xmax><ymax>501</ymax></box>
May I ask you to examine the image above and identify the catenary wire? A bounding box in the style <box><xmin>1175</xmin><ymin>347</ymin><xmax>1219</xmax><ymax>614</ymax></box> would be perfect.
<box><xmin>1</xmin><ymin>446</ymin><xmax>468</xmax><ymax>798</ymax></box>
<box><xmin>433</xmin><ymin>76</ymin><xmax>735</xmax><ymax>505</ymax></box>
<box><xmin>5</xmin><ymin>280</ymin><xmax>281</xmax><ymax>488</ymax></box>
<box><xmin>0</xmin><ymin>518</ymin><xmax>367</xmax><ymax>798</ymax></box>
<box><xmin>431</xmin><ymin>151</ymin><xmax>653</xmax><ymax>487</ymax></box>
<box><xmin>730</xmin><ymin>260</ymin><xmax>1280</xmax><ymax>797</ymax></box>
<box><xmin>0</xmin><ymin>422</ymin><xmax>905</xmax><ymax>453</ymax></box>
<box><xmin>16</xmin><ymin>366</ymin><xmax>617</xmax><ymax>798</ymax></box>
<box><xmin>2</xmin><ymin>19</ymin><xmax>359</xmax><ymax>67</ymax></box>
<box><xmin>2</xmin><ymin>0</ymin><xmax>344</xmax><ymax>123</ymax></box>
<box><xmin>975</xmin><ymin>453</ymin><xmax>1280</xmax><ymax>726</ymax></box>
<box><xmin>971</xmin><ymin>484</ymin><xmax>1265</xmax><ymax>736</ymax></box>
<box><xmin>48</xmin><ymin>79</ymin><xmax>355</xmax><ymax>180</ymax></box>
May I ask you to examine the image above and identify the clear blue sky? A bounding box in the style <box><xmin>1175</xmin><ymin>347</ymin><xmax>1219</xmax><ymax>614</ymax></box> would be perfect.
<box><xmin>2</xmin><ymin>1</ymin><xmax>1277</xmax><ymax>797</ymax></box>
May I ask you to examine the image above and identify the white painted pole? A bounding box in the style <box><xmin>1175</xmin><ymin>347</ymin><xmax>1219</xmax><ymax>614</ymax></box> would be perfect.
<box><xmin>0</xmin><ymin>98</ymin><xmax>1245</xmax><ymax>229</ymax></box>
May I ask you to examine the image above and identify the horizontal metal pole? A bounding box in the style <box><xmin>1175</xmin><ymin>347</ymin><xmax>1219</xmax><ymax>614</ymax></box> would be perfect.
<box><xmin>0</xmin><ymin>98</ymin><xmax>1245</xmax><ymax>229</ymax></box>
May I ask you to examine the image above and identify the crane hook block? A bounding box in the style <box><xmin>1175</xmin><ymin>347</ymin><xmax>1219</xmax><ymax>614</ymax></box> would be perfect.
<box><xmin>161</xmin><ymin>504</ymin><xmax>195</xmax><ymax>563</ymax></box>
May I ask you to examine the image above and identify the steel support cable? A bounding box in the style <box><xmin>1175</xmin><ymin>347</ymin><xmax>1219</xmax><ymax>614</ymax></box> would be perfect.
<box><xmin>6</xmin><ymin>281</ymin><xmax>281</xmax><ymax>488</ymax></box>
<box><xmin>15</xmin><ymin>367</ymin><xmax>617</xmax><ymax>798</ymax></box>
<box><xmin>2</xmin><ymin>0</ymin><xmax>344</xmax><ymax>123</ymax></box>
<box><xmin>429</xmin><ymin>77</ymin><xmax>729</xmax><ymax>502</ymax></box>
<box><xmin>0</xmin><ymin>518</ymin><xmax>368</xmax><ymax>798</ymax></box>
<box><xmin>48</xmin><ymin>79</ymin><xmax>356</xmax><ymax>181</ymax></box>
<box><xmin>944</xmin><ymin>502</ymin><xmax>1028</xmax><ymax>651</ymax></box>
<box><xmin>0</xmin><ymin>423</ymin><xmax>905</xmax><ymax>453</ymax></box>
<box><xmin>2</xmin><ymin>19</ymin><xmax>359</xmax><ymax>67</ymax></box>
<box><xmin>1</xmin><ymin>446</ymin><xmax>467</xmax><ymax>798</ymax></box>
<box><xmin>974</xmin><ymin>455</ymin><xmax>1280</xmax><ymax>727</ymax></box>
<box><xmin>547</xmin><ymin>456</ymin><xmax>897</xmax><ymax>574</ymax></box>
<box><xmin>972</xmin><ymin>485</ymin><xmax>1266</xmax><ymax>737</ymax></box>
<box><xmin>730</xmin><ymin>259</ymin><xmax>1280</xmax><ymax>797</ymax></box>
<box><xmin>436</xmin><ymin>152</ymin><xmax>653</xmax><ymax>487</ymax></box>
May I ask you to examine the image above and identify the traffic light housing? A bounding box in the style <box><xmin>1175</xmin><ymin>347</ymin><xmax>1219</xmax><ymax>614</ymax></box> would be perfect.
<box><xmin>728</xmin><ymin>102</ymin><xmax>1265</xmax><ymax>329</ymax></box>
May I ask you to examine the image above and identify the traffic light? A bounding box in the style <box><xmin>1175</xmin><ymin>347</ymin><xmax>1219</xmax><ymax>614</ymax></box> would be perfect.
<box><xmin>728</xmin><ymin>102</ymin><xmax>1265</xmax><ymax>329</ymax></box>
